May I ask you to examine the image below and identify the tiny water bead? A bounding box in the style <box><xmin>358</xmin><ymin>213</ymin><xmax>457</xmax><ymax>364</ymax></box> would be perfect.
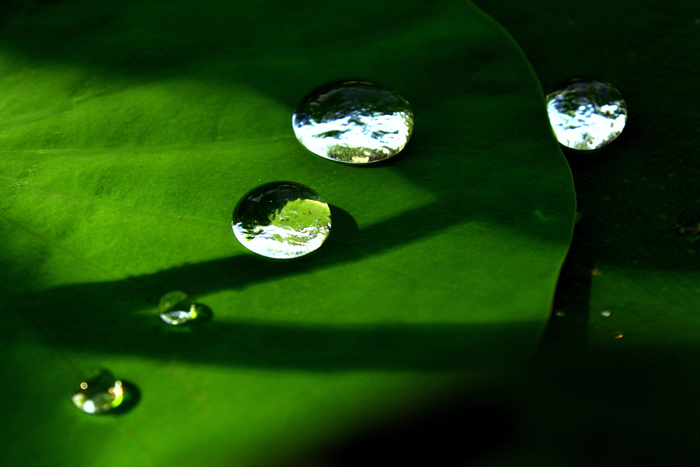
<box><xmin>292</xmin><ymin>80</ymin><xmax>414</xmax><ymax>163</ymax></box>
<box><xmin>676</xmin><ymin>211</ymin><xmax>700</xmax><ymax>235</ymax></box>
<box><xmin>158</xmin><ymin>291</ymin><xmax>198</xmax><ymax>325</ymax></box>
<box><xmin>232</xmin><ymin>182</ymin><xmax>332</xmax><ymax>259</ymax></box>
<box><xmin>71</xmin><ymin>369</ymin><xmax>123</xmax><ymax>414</ymax></box>
<box><xmin>546</xmin><ymin>78</ymin><xmax>627</xmax><ymax>150</ymax></box>
<box><xmin>601</xmin><ymin>310</ymin><xmax>612</xmax><ymax>318</ymax></box>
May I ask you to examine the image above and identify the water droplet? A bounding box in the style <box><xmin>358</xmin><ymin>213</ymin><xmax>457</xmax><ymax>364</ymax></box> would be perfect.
<box><xmin>676</xmin><ymin>211</ymin><xmax>700</xmax><ymax>235</ymax></box>
<box><xmin>612</xmin><ymin>331</ymin><xmax>624</xmax><ymax>339</ymax></box>
<box><xmin>292</xmin><ymin>80</ymin><xmax>414</xmax><ymax>163</ymax></box>
<box><xmin>158</xmin><ymin>290</ymin><xmax>199</xmax><ymax>325</ymax></box>
<box><xmin>555</xmin><ymin>311</ymin><xmax>565</xmax><ymax>317</ymax></box>
<box><xmin>232</xmin><ymin>182</ymin><xmax>332</xmax><ymax>259</ymax></box>
<box><xmin>601</xmin><ymin>310</ymin><xmax>612</xmax><ymax>317</ymax></box>
<box><xmin>71</xmin><ymin>369</ymin><xmax>124</xmax><ymax>414</ymax></box>
<box><xmin>546</xmin><ymin>78</ymin><xmax>627</xmax><ymax>150</ymax></box>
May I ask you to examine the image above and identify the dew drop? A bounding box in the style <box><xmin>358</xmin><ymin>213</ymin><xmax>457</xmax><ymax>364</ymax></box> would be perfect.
<box><xmin>545</xmin><ymin>78</ymin><xmax>627</xmax><ymax>150</ymax></box>
<box><xmin>612</xmin><ymin>331</ymin><xmax>624</xmax><ymax>339</ymax></box>
<box><xmin>555</xmin><ymin>311</ymin><xmax>565</xmax><ymax>317</ymax></box>
<box><xmin>71</xmin><ymin>369</ymin><xmax>124</xmax><ymax>414</ymax></box>
<box><xmin>158</xmin><ymin>291</ymin><xmax>199</xmax><ymax>325</ymax></box>
<box><xmin>292</xmin><ymin>80</ymin><xmax>414</xmax><ymax>163</ymax></box>
<box><xmin>601</xmin><ymin>310</ymin><xmax>612</xmax><ymax>317</ymax></box>
<box><xmin>676</xmin><ymin>211</ymin><xmax>700</xmax><ymax>235</ymax></box>
<box><xmin>233</xmin><ymin>182</ymin><xmax>332</xmax><ymax>259</ymax></box>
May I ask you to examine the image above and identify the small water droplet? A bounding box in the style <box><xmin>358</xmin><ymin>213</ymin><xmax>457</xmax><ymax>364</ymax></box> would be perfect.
<box><xmin>612</xmin><ymin>331</ymin><xmax>624</xmax><ymax>339</ymax></box>
<box><xmin>676</xmin><ymin>211</ymin><xmax>700</xmax><ymax>235</ymax></box>
<box><xmin>555</xmin><ymin>311</ymin><xmax>565</xmax><ymax>317</ymax></box>
<box><xmin>158</xmin><ymin>291</ymin><xmax>199</xmax><ymax>325</ymax></box>
<box><xmin>71</xmin><ymin>369</ymin><xmax>124</xmax><ymax>414</ymax></box>
<box><xmin>601</xmin><ymin>310</ymin><xmax>612</xmax><ymax>317</ymax></box>
<box><xmin>292</xmin><ymin>80</ymin><xmax>414</xmax><ymax>163</ymax></box>
<box><xmin>232</xmin><ymin>182</ymin><xmax>332</xmax><ymax>259</ymax></box>
<box><xmin>545</xmin><ymin>78</ymin><xmax>627</xmax><ymax>150</ymax></box>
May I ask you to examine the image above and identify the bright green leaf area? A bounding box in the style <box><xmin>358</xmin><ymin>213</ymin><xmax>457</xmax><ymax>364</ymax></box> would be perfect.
<box><xmin>0</xmin><ymin>1</ymin><xmax>574</xmax><ymax>466</ymax></box>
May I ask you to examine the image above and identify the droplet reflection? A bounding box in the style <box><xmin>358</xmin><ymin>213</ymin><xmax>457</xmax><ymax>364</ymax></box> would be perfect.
<box><xmin>546</xmin><ymin>79</ymin><xmax>627</xmax><ymax>150</ymax></box>
<box><xmin>232</xmin><ymin>182</ymin><xmax>332</xmax><ymax>259</ymax></box>
<box><xmin>292</xmin><ymin>80</ymin><xmax>414</xmax><ymax>163</ymax></box>
<box><xmin>71</xmin><ymin>369</ymin><xmax>124</xmax><ymax>414</ymax></box>
<box><xmin>158</xmin><ymin>291</ymin><xmax>199</xmax><ymax>325</ymax></box>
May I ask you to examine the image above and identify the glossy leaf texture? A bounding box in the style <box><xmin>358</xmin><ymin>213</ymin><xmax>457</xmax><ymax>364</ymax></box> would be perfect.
<box><xmin>0</xmin><ymin>1</ymin><xmax>574</xmax><ymax>466</ymax></box>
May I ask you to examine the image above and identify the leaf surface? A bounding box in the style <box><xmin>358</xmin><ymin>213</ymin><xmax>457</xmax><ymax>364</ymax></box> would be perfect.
<box><xmin>0</xmin><ymin>1</ymin><xmax>574</xmax><ymax>465</ymax></box>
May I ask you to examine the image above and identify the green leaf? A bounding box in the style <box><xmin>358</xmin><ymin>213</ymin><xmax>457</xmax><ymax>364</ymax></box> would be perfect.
<box><xmin>0</xmin><ymin>1</ymin><xmax>574</xmax><ymax>465</ymax></box>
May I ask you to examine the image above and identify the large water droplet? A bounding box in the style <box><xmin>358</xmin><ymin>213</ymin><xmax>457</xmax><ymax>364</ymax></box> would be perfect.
<box><xmin>546</xmin><ymin>79</ymin><xmax>627</xmax><ymax>150</ymax></box>
<box><xmin>158</xmin><ymin>290</ymin><xmax>198</xmax><ymax>325</ymax></box>
<box><xmin>232</xmin><ymin>182</ymin><xmax>332</xmax><ymax>259</ymax></box>
<box><xmin>676</xmin><ymin>211</ymin><xmax>700</xmax><ymax>235</ymax></box>
<box><xmin>292</xmin><ymin>80</ymin><xmax>414</xmax><ymax>163</ymax></box>
<box><xmin>71</xmin><ymin>369</ymin><xmax>124</xmax><ymax>414</ymax></box>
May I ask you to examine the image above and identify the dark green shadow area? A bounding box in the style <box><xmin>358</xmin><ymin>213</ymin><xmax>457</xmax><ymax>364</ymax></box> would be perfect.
<box><xmin>6</xmin><ymin>201</ymin><xmax>545</xmax><ymax>371</ymax></box>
